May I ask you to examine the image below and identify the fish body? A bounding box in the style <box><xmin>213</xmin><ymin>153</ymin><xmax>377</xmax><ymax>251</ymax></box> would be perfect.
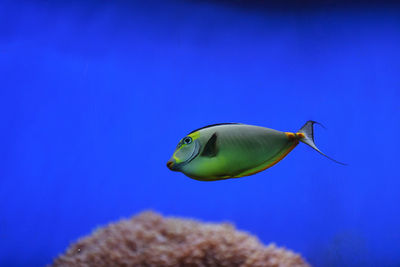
<box><xmin>167</xmin><ymin>121</ymin><xmax>343</xmax><ymax>181</ymax></box>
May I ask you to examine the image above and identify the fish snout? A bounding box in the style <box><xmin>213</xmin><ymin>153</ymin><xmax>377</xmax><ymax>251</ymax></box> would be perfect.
<box><xmin>166</xmin><ymin>160</ymin><xmax>175</xmax><ymax>170</ymax></box>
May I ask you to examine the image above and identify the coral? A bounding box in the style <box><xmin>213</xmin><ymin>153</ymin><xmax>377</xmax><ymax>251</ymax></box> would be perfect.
<box><xmin>51</xmin><ymin>211</ymin><xmax>309</xmax><ymax>267</ymax></box>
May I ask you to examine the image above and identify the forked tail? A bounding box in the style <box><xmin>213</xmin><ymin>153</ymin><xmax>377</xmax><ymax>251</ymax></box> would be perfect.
<box><xmin>297</xmin><ymin>121</ymin><xmax>346</xmax><ymax>165</ymax></box>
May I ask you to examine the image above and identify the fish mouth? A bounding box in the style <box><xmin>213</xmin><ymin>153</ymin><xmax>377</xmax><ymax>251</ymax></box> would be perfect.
<box><xmin>166</xmin><ymin>160</ymin><xmax>177</xmax><ymax>170</ymax></box>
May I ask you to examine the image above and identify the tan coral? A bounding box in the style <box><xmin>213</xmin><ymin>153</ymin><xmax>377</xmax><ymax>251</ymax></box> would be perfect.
<box><xmin>51</xmin><ymin>211</ymin><xmax>310</xmax><ymax>267</ymax></box>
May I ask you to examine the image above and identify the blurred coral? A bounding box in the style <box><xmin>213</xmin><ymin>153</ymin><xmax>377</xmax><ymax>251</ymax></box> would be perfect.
<box><xmin>51</xmin><ymin>211</ymin><xmax>309</xmax><ymax>267</ymax></box>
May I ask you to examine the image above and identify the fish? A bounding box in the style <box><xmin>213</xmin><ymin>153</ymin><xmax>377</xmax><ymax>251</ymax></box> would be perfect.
<box><xmin>166</xmin><ymin>121</ymin><xmax>344</xmax><ymax>181</ymax></box>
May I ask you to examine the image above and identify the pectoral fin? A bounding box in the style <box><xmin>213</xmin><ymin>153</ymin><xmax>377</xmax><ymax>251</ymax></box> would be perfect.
<box><xmin>201</xmin><ymin>133</ymin><xmax>218</xmax><ymax>157</ymax></box>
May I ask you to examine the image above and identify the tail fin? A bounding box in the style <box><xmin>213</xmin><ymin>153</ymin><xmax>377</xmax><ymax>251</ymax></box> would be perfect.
<box><xmin>297</xmin><ymin>121</ymin><xmax>346</xmax><ymax>165</ymax></box>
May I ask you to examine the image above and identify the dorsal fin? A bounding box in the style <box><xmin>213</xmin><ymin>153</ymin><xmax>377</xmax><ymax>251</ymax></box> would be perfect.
<box><xmin>201</xmin><ymin>133</ymin><xmax>218</xmax><ymax>157</ymax></box>
<box><xmin>188</xmin><ymin>123</ymin><xmax>239</xmax><ymax>134</ymax></box>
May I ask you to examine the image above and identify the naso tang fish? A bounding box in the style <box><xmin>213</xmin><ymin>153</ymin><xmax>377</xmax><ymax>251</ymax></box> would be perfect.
<box><xmin>166</xmin><ymin>121</ymin><xmax>344</xmax><ymax>181</ymax></box>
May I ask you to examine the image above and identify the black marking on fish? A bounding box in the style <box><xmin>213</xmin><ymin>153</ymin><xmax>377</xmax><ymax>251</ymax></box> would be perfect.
<box><xmin>188</xmin><ymin>123</ymin><xmax>240</xmax><ymax>134</ymax></box>
<box><xmin>201</xmin><ymin>133</ymin><xmax>219</xmax><ymax>157</ymax></box>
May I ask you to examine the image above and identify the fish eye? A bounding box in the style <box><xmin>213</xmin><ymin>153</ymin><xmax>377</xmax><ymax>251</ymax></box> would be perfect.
<box><xmin>183</xmin><ymin>137</ymin><xmax>192</xmax><ymax>144</ymax></box>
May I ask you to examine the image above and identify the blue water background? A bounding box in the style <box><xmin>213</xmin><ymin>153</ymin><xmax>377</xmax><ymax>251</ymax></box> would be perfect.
<box><xmin>1</xmin><ymin>1</ymin><xmax>399</xmax><ymax>266</ymax></box>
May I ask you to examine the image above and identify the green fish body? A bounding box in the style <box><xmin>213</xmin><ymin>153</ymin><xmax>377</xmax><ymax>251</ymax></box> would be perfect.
<box><xmin>167</xmin><ymin>121</ymin><xmax>343</xmax><ymax>181</ymax></box>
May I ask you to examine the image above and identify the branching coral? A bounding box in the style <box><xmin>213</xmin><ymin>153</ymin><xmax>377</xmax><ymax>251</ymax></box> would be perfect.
<box><xmin>51</xmin><ymin>211</ymin><xmax>309</xmax><ymax>267</ymax></box>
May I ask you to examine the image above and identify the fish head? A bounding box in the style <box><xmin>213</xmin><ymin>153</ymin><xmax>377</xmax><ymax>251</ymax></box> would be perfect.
<box><xmin>167</xmin><ymin>132</ymin><xmax>201</xmax><ymax>172</ymax></box>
